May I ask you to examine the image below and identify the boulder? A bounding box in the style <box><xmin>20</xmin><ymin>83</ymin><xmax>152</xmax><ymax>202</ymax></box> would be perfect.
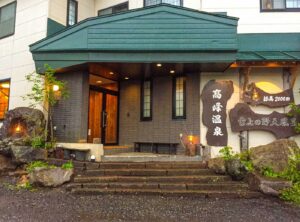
<box><xmin>247</xmin><ymin>172</ymin><xmax>292</xmax><ymax>197</ymax></box>
<box><xmin>0</xmin><ymin>154</ymin><xmax>16</xmax><ymax>174</ymax></box>
<box><xmin>208</xmin><ymin>157</ymin><xmax>226</xmax><ymax>174</ymax></box>
<box><xmin>225</xmin><ymin>159</ymin><xmax>248</xmax><ymax>181</ymax></box>
<box><xmin>249</xmin><ymin>139</ymin><xmax>300</xmax><ymax>173</ymax></box>
<box><xmin>29</xmin><ymin>168</ymin><xmax>74</xmax><ymax>187</ymax></box>
<box><xmin>11</xmin><ymin>145</ymin><xmax>47</xmax><ymax>164</ymax></box>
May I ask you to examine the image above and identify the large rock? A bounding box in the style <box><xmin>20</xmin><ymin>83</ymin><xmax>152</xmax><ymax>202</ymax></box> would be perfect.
<box><xmin>11</xmin><ymin>145</ymin><xmax>47</xmax><ymax>164</ymax></box>
<box><xmin>250</xmin><ymin>139</ymin><xmax>300</xmax><ymax>173</ymax></box>
<box><xmin>225</xmin><ymin>159</ymin><xmax>247</xmax><ymax>181</ymax></box>
<box><xmin>29</xmin><ymin>168</ymin><xmax>74</xmax><ymax>187</ymax></box>
<box><xmin>247</xmin><ymin>172</ymin><xmax>292</xmax><ymax>197</ymax></box>
<box><xmin>0</xmin><ymin>107</ymin><xmax>45</xmax><ymax>140</ymax></box>
<box><xmin>0</xmin><ymin>154</ymin><xmax>16</xmax><ymax>175</ymax></box>
<box><xmin>208</xmin><ymin>157</ymin><xmax>226</xmax><ymax>174</ymax></box>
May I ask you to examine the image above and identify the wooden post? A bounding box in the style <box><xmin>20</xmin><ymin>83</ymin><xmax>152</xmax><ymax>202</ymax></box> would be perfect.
<box><xmin>239</xmin><ymin>67</ymin><xmax>251</xmax><ymax>152</ymax></box>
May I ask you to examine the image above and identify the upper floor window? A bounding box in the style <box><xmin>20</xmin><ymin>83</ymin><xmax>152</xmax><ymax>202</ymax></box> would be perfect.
<box><xmin>0</xmin><ymin>2</ymin><xmax>16</xmax><ymax>39</ymax></box>
<box><xmin>172</xmin><ymin>76</ymin><xmax>186</xmax><ymax>119</ymax></box>
<box><xmin>98</xmin><ymin>2</ymin><xmax>129</xmax><ymax>16</ymax></box>
<box><xmin>261</xmin><ymin>0</ymin><xmax>300</xmax><ymax>11</ymax></box>
<box><xmin>144</xmin><ymin>0</ymin><xmax>183</xmax><ymax>7</ymax></box>
<box><xmin>67</xmin><ymin>0</ymin><xmax>78</xmax><ymax>26</ymax></box>
<box><xmin>0</xmin><ymin>79</ymin><xmax>10</xmax><ymax>120</ymax></box>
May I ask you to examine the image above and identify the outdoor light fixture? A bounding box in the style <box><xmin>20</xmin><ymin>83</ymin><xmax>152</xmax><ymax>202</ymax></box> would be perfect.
<box><xmin>170</xmin><ymin>70</ymin><xmax>175</xmax><ymax>74</ymax></box>
<box><xmin>15</xmin><ymin>123</ymin><xmax>21</xmax><ymax>133</ymax></box>
<box><xmin>252</xmin><ymin>88</ymin><xmax>260</xmax><ymax>101</ymax></box>
<box><xmin>109</xmin><ymin>72</ymin><xmax>114</xmax><ymax>75</ymax></box>
<box><xmin>156</xmin><ymin>63</ymin><xmax>162</xmax><ymax>67</ymax></box>
<box><xmin>1</xmin><ymin>83</ymin><xmax>10</xmax><ymax>88</ymax></box>
<box><xmin>53</xmin><ymin>85</ymin><xmax>60</xmax><ymax>92</ymax></box>
<box><xmin>96</xmin><ymin>80</ymin><xmax>102</xmax><ymax>84</ymax></box>
<box><xmin>124</xmin><ymin>77</ymin><xmax>129</xmax><ymax>80</ymax></box>
<box><xmin>90</xmin><ymin>155</ymin><xmax>96</xmax><ymax>162</ymax></box>
<box><xmin>188</xmin><ymin>135</ymin><xmax>194</xmax><ymax>144</ymax></box>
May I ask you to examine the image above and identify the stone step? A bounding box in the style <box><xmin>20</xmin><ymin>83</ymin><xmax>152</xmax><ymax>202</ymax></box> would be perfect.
<box><xmin>79</xmin><ymin>168</ymin><xmax>214</xmax><ymax>177</ymax></box>
<box><xmin>102</xmin><ymin>155</ymin><xmax>202</xmax><ymax>162</ymax></box>
<box><xmin>70</xmin><ymin>188</ymin><xmax>264</xmax><ymax>199</ymax></box>
<box><xmin>74</xmin><ymin>175</ymin><xmax>231</xmax><ymax>184</ymax></box>
<box><xmin>67</xmin><ymin>182</ymin><xmax>249</xmax><ymax>191</ymax></box>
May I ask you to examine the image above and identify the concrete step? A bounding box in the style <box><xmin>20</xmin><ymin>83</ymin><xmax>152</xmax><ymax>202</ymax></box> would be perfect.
<box><xmin>74</xmin><ymin>175</ymin><xmax>232</xmax><ymax>184</ymax></box>
<box><xmin>104</xmin><ymin>146</ymin><xmax>134</xmax><ymax>155</ymax></box>
<box><xmin>79</xmin><ymin>168</ymin><xmax>215</xmax><ymax>177</ymax></box>
<box><xmin>102</xmin><ymin>155</ymin><xmax>202</xmax><ymax>162</ymax></box>
<box><xmin>67</xmin><ymin>182</ymin><xmax>249</xmax><ymax>191</ymax></box>
<box><xmin>70</xmin><ymin>188</ymin><xmax>264</xmax><ymax>199</ymax></box>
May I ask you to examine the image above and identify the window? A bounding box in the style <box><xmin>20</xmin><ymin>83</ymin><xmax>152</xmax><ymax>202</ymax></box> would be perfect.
<box><xmin>0</xmin><ymin>80</ymin><xmax>10</xmax><ymax>120</ymax></box>
<box><xmin>144</xmin><ymin>0</ymin><xmax>182</xmax><ymax>7</ymax></box>
<box><xmin>98</xmin><ymin>2</ymin><xmax>129</xmax><ymax>16</ymax></box>
<box><xmin>0</xmin><ymin>2</ymin><xmax>16</xmax><ymax>39</ymax></box>
<box><xmin>141</xmin><ymin>80</ymin><xmax>152</xmax><ymax>121</ymax></box>
<box><xmin>261</xmin><ymin>0</ymin><xmax>300</xmax><ymax>11</ymax></box>
<box><xmin>67</xmin><ymin>0</ymin><xmax>78</xmax><ymax>26</ymax></box>
<box><xmin>172</xmin><ymin>76</ymin><xmax>186</xmax><ymax>119</ymax></box>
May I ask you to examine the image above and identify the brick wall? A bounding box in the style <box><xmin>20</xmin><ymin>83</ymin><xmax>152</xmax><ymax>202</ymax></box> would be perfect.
<box><xmin>119</xmin><ymin>73</ymin><xmax>200</xmax><ymax>147</ymax></box>
<box><xmin>52</xmin><ymin>71</ymin><xmax>89</xmax><ymax>142</ymax></box>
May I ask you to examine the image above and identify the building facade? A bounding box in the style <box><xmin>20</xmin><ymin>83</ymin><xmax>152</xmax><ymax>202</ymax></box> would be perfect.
<box><xmin>1</xmin><ymin>0</ymin><xmax>300</xmax><ymax>157</ymax></box>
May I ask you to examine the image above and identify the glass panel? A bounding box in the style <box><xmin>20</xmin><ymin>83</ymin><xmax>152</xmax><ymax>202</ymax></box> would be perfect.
<box><xmin>68</xmin><ymin>0</ymin><xmax>77</xmax><ymax>26</ymax></box>
<box><xmin>0</xmin><ymin>3</ymin><xmax>16</xmax><ymax>38</ymax></box>
<box><xmin>162</xmin><ymin>0</ymin><xmax>181</xmax><ymax>6</ymax></box>
<box><xmin>145</xmin><ymin>0</ymin><xmax>182</xmax><ymax>6</ymax></box>
<box><xmin>174</xmin><ymin>77</ymin><xmax>185</xmax><ymax>118</ymax></box>
<box><xmin>113</xmin><ymin>3</ymin><xmax>129</xmax><ymax>13</ymax></box>
<box><xmin>98</xmin><ymin>7</ymin><xmax>113</xmax><ymax>16</ymax></box>
<box><xmin>261</xmin><ymin>0</ymin><xmax>285</xmax><ymax>9</ymax></box>
<box><xmin>286</xmin><ymin>0</ymin><xmax>300</xmax><ymax>8</ymax></box>
<box><xmin>0</xmin><ymin>80</ymin><xmax>10</xmax><ymax>119</ymax></box>
<box><xmin>145</xmin><ymin>0</ymin><xmax>161</xmax><ymax>6</ymax></box>
<box><xmin>142</xmin><ymin>80</ymin><xmax>151</xmax><ymax>119</ymax></box>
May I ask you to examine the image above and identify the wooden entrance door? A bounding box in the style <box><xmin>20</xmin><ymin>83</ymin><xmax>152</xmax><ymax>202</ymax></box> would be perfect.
<box><xmin>88</xmin><ymin>89</ymin><xmax>118</xmax><ymax>144</ymax></box>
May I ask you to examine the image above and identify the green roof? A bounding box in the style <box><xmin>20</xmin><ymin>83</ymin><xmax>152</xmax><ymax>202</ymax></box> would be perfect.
<box><xmin>237</xmin><ymin>33</ymin><xmax>300</xmax><ymax>61</ymax></box>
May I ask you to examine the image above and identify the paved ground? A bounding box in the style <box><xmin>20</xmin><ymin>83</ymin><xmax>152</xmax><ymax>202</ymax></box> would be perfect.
<box><xmin>0</xmin><ymin>183</ymin><xmax>299</xmax><ymax>222</ymax></box>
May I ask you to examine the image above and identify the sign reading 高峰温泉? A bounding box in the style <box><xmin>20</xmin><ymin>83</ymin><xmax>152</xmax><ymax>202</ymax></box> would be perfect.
<box><xmin>201</xmin><ymin>80</ymin><xmax>234</xmax><ymax>146</ymax></box>
<box><xmin>229</xmin><ymin>103</ymin><xmax>300</xmax><ymax>139</ymax></box>
<box><xmin>243</xmin><ymin>83</ymin><xmax>294</xmax><ymax>108</ymax></box>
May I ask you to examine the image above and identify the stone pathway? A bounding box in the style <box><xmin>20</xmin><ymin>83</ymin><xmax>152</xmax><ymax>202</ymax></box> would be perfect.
<box><xmin>0</xmin><ymin>183</ymin><xmax>299</xmax><ymax>222</ymax></box>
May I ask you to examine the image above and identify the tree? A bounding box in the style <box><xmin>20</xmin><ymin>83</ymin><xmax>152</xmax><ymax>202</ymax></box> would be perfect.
<box><xmin>23</xmin><ymin>64</ymin><xmax>69</xmax><ymax>143</ymax></box>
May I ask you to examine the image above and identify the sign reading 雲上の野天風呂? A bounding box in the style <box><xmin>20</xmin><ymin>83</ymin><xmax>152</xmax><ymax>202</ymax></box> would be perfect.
<box><xmin>201</xmin><ymin>80</ymin><xmax>234</xmax><ymax>146</ymax></box>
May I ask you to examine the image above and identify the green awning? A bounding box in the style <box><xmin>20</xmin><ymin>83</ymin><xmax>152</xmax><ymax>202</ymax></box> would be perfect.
<box><xmin>30</xmin><ymin>4</ymin><xmax>238</xmax><ymax>70</ymax></box>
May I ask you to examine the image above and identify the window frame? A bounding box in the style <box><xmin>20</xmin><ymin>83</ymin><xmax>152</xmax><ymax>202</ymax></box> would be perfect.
<box><xmin>260</xmin><ymin>0</ymin><xmax>300</xmax><ymax>12</ymax></box>
<box><xmin>66</xmin><ymin>0</ymin><xmax>78</xmax><ymax>26</ymax></box>
<box><xmin>144</xmin><ymin>0</ymin><xmax>183</xmax><ymax>7</ymax></box>
<box><xmin>98</xmin><ymin>2</ymin><xmax>129</xmax><ymax>16</ymax></box>
<box><xmin>0</xmin><ymin>78</ymin><xmax>11</xmax><ymax>120</ymax></box>
<box><xmin>0</xmin><ymin>1</ymin><xmax>17</xmax><ymax>40</ymax></box>
<box><xmin>172</xmin><ymin>76</ymin><xmax>186</xmax><ymax>120</ymax></box>
<box><xmin>140</xmin><ymin>79</ymin><xmax>153</xmax><ymax>121</ymax></box>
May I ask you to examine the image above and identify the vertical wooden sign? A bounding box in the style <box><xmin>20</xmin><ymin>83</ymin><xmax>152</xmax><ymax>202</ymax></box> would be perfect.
<box><xmin>201</xmin><ymin>80</ymin><xmax>234</xmax><ymax>146</ymax></box>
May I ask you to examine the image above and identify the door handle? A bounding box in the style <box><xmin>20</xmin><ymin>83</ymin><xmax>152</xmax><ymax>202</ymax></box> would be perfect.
<box><xmin>102</xmin><ymin>111</ymin><xmax>107</xmax><ymax>128</ymax></box>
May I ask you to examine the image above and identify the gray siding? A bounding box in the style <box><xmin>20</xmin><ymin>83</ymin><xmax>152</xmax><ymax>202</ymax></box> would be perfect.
<box><xmin>52</xmin><ymin>71</ymin><xmax>89</xmax><ymax>142</ymax></box>
<box><xmin>119</xmin><ymin>73</ymin><xmax>200</xmax><ymax>147</ymax></box>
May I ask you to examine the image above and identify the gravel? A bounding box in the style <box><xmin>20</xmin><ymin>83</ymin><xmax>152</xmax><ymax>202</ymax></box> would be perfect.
<box><xmin>0</xmin><ymin>180</ymin><xmax>299</xmax><ymax>222</ymax></box>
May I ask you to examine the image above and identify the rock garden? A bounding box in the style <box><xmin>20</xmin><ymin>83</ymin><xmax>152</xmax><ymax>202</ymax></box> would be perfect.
<box><xmin>208</xmin><ymin>139</ymin><xmax>300</xmax><ymax>205</ymax></box>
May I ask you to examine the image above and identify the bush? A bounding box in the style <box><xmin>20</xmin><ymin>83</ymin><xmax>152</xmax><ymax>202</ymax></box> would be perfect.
<box><xmin>31</xmin><ymin>136</ymin><xmax>45</xmax><ymax>149</ymax></box>
<box><xmin>219</xmin><ymin>146</ymin><xmax>236</xmax><ymax>161</ymax></box>
<box><xmin>280</xmin><ymin>183</ymin><xmax>300</xmax><ymax>205</ymax></box>
<box><xmin>61</xmin><ymin>161</ymin><xmax>73</xmax><ymax>170</ymax></box>
<box><xmin>26</xmin><ymin>161</ymin><xmax>56</xmax><ymax>173</ymax></box>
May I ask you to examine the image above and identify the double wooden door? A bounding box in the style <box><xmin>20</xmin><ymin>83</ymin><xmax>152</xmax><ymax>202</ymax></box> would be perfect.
<box><xmin>88</xmin><ymin>89</ymin><xmax>118</xmax><ymax>145</ymax></box>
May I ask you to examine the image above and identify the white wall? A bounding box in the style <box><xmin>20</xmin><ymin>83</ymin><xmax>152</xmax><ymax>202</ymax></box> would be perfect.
<box><xmin>0</xmin><ymin>0</ymin><xmax>49</xmax><ymax>109</ymax></box>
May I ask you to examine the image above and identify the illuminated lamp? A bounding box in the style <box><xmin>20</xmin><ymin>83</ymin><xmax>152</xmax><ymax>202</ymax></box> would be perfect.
<box><xmin>53</xmin><ymin>85</ymin><xmax>60</xmax><ymax>92</ymax></box>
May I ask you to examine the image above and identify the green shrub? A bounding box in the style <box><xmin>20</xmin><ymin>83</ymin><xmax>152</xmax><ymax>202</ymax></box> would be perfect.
<box><xmin>261</xmin><ymin>166</ymin><xmax>280</xmax><ymax>178</ymax></box>
<box><xmin>219</xmin><ymin>146</ymin><xmax>236</xmax><ymax>161</ymax></box>
<box><xmin>31</xmin><ymin>136</ymin><xmax>45</xmax><ymax>149</ymax></box>
<box><xmin>238</xmin><ymin>150</ymin><xmax>254</xmax><ymax>172</ymax></box>
<box><xmin>280</xmin><ymin>183</ymin><xmax>300</xmax><ymax>205</ymax></box>
<box><xmin>26</xmin><ymin>161</ymin><xmax>56</xmax><ymax>173</ymax></box>
<box><xmin>61</xmin><ymin>161</ymin><xmax>73</xmax><ymax>170</ymax></box>
<box><xmin>16</xmin><ymin>181</ymin><xmax>34</xmax><ymax>191</ymax></box>
<box><xmin>281</xmin><ymin>154</ymin><xmax>300</xmax><ymax>183</ymax></box>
